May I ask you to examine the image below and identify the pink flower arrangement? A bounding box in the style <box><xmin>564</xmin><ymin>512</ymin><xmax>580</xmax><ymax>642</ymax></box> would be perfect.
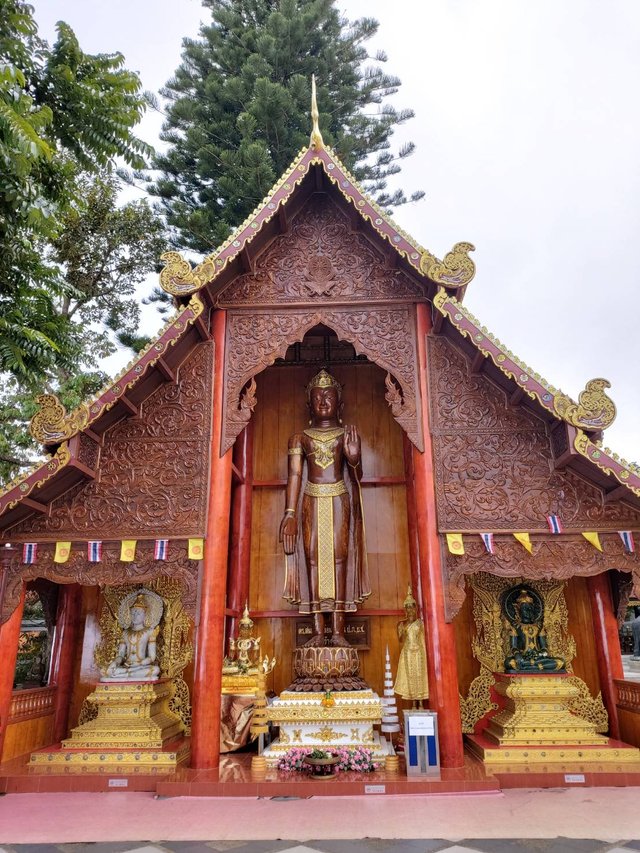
<box><xmin>276</xmin><ymin>746</ymin><xmax>380</xmax><ymax>773</ymax></box>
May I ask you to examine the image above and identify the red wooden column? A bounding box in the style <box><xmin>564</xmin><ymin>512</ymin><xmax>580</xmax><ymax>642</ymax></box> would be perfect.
<box><xmin>226</xmin><ymin>420</ymin><xmax>254</xmax><ymax>642</ymax></box>
<box><xmin>0</xmin><ymin>585</ymin><xmax>25</xmax><ymax>759</ymax></box>
<box><xmin>191</xmin><ymin>309</ymin><xmax>233</xmax><ymax>770</ymax></box>
<box><xmin>587</xmin><ymin>571</ymin><xmax>624</xmax><ymax>740</ymax></box>
<box><xmin>412</xmin><ymin>302</ymin><xmax>465</xmax><ymax>768</ymax></box>
<box><xmin>402</xmin><ymin>434</ymin><xmax>421</xmax><ymax>600</ymax></box>
<box><xmin>51</xmin><ymin>583</ymin><xmax>83</xmax><ymax>742</ymax></box>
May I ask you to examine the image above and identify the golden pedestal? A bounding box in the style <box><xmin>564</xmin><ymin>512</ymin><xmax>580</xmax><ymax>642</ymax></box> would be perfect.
<box><xmin>30</xmin><ymin>679</ymin><xmax>188</xmax><ymax>769</ymax></box>
<box><xmin>485</xmin><ymin>674</ymin><xmax>607</xmax><ymax>747</ymax></box>
<box><xmin>467</xmin><ymin>673</ymin><xmax>640</xmax><ymax>767</ymax></box>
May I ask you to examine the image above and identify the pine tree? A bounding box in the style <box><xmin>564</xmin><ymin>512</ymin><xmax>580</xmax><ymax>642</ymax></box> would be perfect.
<box><xmin>149</xmin><ymin>0</ymin><xmax>423</xmax><ymax>253</ymax></box>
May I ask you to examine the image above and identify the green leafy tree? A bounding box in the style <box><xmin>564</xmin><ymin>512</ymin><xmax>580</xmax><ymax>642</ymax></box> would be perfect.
<box><xmin>148</xmin><ymin>0</ymin><xmax>423</xmax><ymax>253</ymax></box>
<box><xmin>0</xmin><ymin>171</ymin><xmax>166</xmax><ymax>483</ymax></box>
<box><xmin>0</xmin><ymin>0</ymin><xmax>154</xmax><ymax>384</ymax></box>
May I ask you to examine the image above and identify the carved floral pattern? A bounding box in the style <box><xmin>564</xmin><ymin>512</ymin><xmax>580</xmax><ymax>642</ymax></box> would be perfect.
<box><xmin>223</xmin><ymin>307</ymin><xmax>422</xmax><ymax>453</ymax></box>
<box><xmin>443</xmin><ymin>536</ymin><xmax>640</xmax><ymax>621</ymax></box>
<box><xmin>428</xmin><ymin>337</ymin><xmax>640</xmax><ymax>531</ymax></box>
<box><xmin>217</xmin><ymin>196</ymin><xmax>424</xmax><ymax>307</ymax></box>
<box><xmin>8</xmin><ymin>344</ymin><xmax>213</xmax><ymax>540</ymax></box>
<box><xmin>1</xmin><ymin>545</ymin><xmax>199</xmax><ymax>623</ymax></box>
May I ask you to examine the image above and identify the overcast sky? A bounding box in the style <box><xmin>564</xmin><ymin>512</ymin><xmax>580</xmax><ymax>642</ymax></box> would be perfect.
<box><xmin>33</xmin><ymin>0</ymin><xmax>639</xmax><ymax>462</ymax></box>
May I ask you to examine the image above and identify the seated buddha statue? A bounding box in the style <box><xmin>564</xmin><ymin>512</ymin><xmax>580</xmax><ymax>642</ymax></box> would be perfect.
<box><xmin>101</xmin><ymin>592</ymin><xmax>162</xmax><ymax>682</ymax></box>
<box><xmin>503</xmin><ymin>586</ymin><xmax>566</xmax><ymax>673</ymax></box>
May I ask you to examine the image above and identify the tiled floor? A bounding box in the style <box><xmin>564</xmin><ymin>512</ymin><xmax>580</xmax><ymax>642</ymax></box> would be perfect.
<box><xmin>2</xmin><ymin>841</ymin><xmax>640</xmax><ymax>853</ymax></box>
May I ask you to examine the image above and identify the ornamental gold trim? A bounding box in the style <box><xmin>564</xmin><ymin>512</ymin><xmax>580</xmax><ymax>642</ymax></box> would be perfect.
<box><xmin>573</xmin><ymin>429</ymin><xmax>640</xmax><ymax>497</ymax></box>
<box><xmin>30</xmin><ymin>395</ymin><xmax>89</xmax><ymax>445</ymax></box>
<box><xmin>307</xmin><ymin>726</ymin><xmax>349</xmax><ymax>742</ymax></box>
<box><xmin>0</xmin><ymin>441</ymin><xmax>71</xmax><ymax>511</ymax></box>
<box><xmin>420</xmin><ymin>242</ymin><xmax>476</xmax><ymax>287</ymax></box>
<box><xmin>554</xmin><ymin>378</ymin><xmax>616</xmax><ymax>430</ymax></box>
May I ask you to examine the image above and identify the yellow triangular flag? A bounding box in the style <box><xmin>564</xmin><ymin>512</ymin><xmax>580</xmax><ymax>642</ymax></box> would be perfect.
<box><xmin>582</xmin><ymin>531</ymin><xmax>603</xmax><ymax>552</ymax></box>
<box><xmin>54</xmin><ymin>541</ymin><xmax>72</xmax><ymax>564</ymax></box>
<box><xmin>120</xmin><ymin>540</ymin><xmax>137</xmax><ymax>562</ymax></box>
<box><xmin>188</xmin><ymin>537</ymin><xmax>204</xmax><ymax>560</ymax></box>
<box><xmin>446</xmin><ymin>533</ymin><xmax>465</xmax><ymax>555</ymax></box>
<box><xmin>513</xmin><ymin>532</ymin><xmax>533</xmax><ymax>554</ymax></box>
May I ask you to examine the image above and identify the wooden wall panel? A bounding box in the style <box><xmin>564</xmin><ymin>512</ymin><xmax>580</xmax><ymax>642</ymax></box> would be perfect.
<box><xmin>2</xmin><ymin>713</ymin><xmax>55</xmax><ymax>761</ymax></box>
<box><xmin>618</xmin><ymin>707</ymin><xmax>640</xmax><ymax>749</ymax></box>
<box><xmin>248</xmin><ymin>361</ymin><xmax>411</xmax><ymax>697</ymax></box>
<box><xmin>566</xmin><ymin>576</ymin><xmax>601</xmax><ymax>695</ymax></box>
<box><xmin>453</xmin><ymin>581</ymin><xmax>479</xmax><ymax>697</ymax></box>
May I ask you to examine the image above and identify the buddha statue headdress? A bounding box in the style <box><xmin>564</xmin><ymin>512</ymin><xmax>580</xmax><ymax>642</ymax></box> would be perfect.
<box><xmin>132</xmin><ymin>593</ymin><xmax>148</xmax><ymax>611</ymax></box>
<box><xmin>238</xmin><ymin>603</ymin><xmax>255</xmax><ymax>633</ymax></box>
<box><xmin>305</xmin><ymin>368</ymin><xmax>342</xmax><ymax>401</ymax></box>
<box><xmin>403</xmin><ymin>585</ymin><xmax>418</xmax><ymax>611</ymax></box>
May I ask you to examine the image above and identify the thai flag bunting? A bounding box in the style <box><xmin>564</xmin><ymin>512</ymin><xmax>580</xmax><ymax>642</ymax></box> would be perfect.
<box><xmin>154</xmin><ymin>539</ymin><xmax>169</xmax><ymax>560</ymax></box>
<box><xmin>87</xmin><ymin>541</ymin><xmax>102</xmax><ymax>562</ymax></box>
<box><xmin>480</xmin><ymin>533</ymin><xmax>494</xmax><ymax>554</ymax></box>
<box><xmin>546</xmin><ymin>514</ymin><xmax>563</xmax><ymax>534</ymax></box>
<box><xmin>22</xmin><ymin>543</ymin><xmax>37</xmax><ymax>564</ymax></box>
<box><xmin>619</xmin><ymin>531</ymin><xmax>635</xmax><ymax>553</ymax></box>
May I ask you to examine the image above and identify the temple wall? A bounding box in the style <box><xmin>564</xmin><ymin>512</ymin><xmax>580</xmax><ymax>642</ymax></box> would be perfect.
<box><xmin>7</xmin><ymin>342</ymin><xmax>214</xmax><ymax>542</ymax></box>
<box><xmin>248</xmin><ymin>362</ymin><xmax>412</xmax><ymax>697</ymax></box>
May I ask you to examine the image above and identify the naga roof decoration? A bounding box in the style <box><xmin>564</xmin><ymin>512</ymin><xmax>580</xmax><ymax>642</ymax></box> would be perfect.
<box><xmin>0</xmin><ymin>294</ymin><xmax>205</xmax><ymax>516</ymax></box>
<box><xmin>159</xmin><ymin>146</ymin><xmax>476</xmax><ymax>298</ymax></box>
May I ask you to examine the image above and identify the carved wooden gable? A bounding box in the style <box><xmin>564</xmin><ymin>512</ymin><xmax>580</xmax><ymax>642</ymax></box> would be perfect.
<box><xmin>428</xmin><ymin>335</ymin><xmax>640</xmax><ymax>620</ymax></box>
<box><xmin>9</xmin><ymin>343</ymin><xmax>213</xmax><ymax>541</ymax></box>
<box><xmin>428</xmin><ymin>334</ymin><xmax>640</xmax><ymax>532</ymax></box>
<box><xmin>217</xmin><ymin>194</ymin><xmax>424</xmax><ymax>307</ymax></box>
<box><xmin>218</xmin><ymin>193</ymin><xmax>425</xmax><ymax>455</ymax></box>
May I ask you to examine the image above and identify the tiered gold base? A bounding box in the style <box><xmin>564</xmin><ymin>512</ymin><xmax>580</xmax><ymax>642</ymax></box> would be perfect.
<box><xmin>30</xmin><ymin>680</ymin><xmax>188</xmax><ymax>769</ymax></box>
<box><xmin>485</xmin><ymin>673</ymin><xmax>607</xmax><ymax>747</ymax></box>
<box><xmin>467</xmin><ymin>736</ymin><xmax>640</xmax><ymax>766</ymax></box>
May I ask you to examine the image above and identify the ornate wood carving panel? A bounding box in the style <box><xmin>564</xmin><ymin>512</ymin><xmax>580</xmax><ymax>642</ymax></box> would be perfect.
<box><xmin>9</xmin><ymin>343</ymin><xmax>213</xmax><ymax>540</ymax></box>
<box><xmin>443</xmin><ymin>536</ymin><xmax>639</xmax><ymax>621</ymax></box>
<box><xmin>217</xmin><ymin>195</ymin><xmax>424</xmax><ymax>307</ymax></box>
<box><xmin>1</xmin><ymin>545</ymin><xmax>199</xmax><ymax>623</ymax></box>
<box><xmin>223</xmin><ymin>308</ymin><xmax>422</xmax><ymax>454</ymax></box>
<box><xmin>428</xmin><ymin>336</ymin><xmax>640</xmax><ymax>531</ymax></box>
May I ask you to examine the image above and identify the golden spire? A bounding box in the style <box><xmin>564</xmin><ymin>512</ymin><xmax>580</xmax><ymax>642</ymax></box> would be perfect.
<box><xmin>310</xmin><ymin>75</ymin><xmax>324</xmax><ymax>150</ymax></box>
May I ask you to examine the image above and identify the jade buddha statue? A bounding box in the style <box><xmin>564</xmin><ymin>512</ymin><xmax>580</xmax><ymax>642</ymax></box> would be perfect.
<box><xmin>502</xmin><ymin>586</ymin><xmax>566</xmax><ymax>673</ymax></box>
<box><xmin>101</xmin><ymin>591</ymin><xmax>162</xmax><ymax>682</ymax></box>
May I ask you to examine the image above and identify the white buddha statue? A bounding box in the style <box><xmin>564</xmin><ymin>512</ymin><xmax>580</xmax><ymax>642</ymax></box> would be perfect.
<box><xmin>101</xmin><ymin>591</ymin><xmax>162</xmax><ymax>682</ymax></box>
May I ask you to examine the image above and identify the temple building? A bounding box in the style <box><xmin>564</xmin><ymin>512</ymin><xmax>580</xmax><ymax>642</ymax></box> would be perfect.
<box><xmin>1</xmin><ymin>100</ymin><xmax>639</xmax><ymax>794</ymax></box>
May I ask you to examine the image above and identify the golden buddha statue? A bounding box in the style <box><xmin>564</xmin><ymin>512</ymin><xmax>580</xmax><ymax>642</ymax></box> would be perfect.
<box><xmin>394</xmin><ymin>586</ymin><xmax>429</xmax><ymax>706</ymax></box>
<box><xmin>503</xmin><ymin>586</ymin><xmax>566</xmax><ymax>673</ymax></box>
<box><xmin>279</xmin><ymin>368</ymin><xmax>370</xmax><ymax>647</ymax></box>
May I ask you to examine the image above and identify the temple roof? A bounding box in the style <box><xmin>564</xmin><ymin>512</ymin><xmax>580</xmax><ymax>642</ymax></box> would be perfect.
<box><xmin>0</xmin><ymin>122</ymin><xmax>638</xmax><ymax>531</ymax></box>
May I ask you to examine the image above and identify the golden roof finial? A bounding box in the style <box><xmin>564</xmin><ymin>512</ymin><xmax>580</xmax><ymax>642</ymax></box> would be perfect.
<box><xmin>310</xmin><ymin>75</ymin><xmax>324</xmax><ymax>150</ymax></box>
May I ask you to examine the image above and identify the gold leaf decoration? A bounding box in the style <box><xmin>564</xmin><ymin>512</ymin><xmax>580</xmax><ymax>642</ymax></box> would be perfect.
<box><xmin>29</xmin><ymin>394</ymin><xmax>89</xmax><ymax>445</ymax></box>
<box><xmin>159</xmin><ymin>251</ymin><xmax>218</xmax><ymax>296</ymax></box>
<box><xmin>420</xmin><ymin>242</ymin><xmax>476</xmax><ymax>288</ymax></box>
<box><xmin>555</xmin><ymin>378</ymin><xmax>616</xmax><ymax>431</ymax></box>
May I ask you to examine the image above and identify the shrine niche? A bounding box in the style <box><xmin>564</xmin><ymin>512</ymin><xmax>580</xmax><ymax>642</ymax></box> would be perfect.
<box><xmin>459</xmin><ymin>573</ymin><xmax>607</xmax><ymax>735</ymax></box>
<box><xmin>222</xmin><ymin>309</ymin><xmax>422</xmax><ymax>454</ymax></box>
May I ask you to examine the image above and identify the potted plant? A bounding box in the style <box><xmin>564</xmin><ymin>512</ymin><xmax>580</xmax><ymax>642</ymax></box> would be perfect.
<box><xmin>303</xmin><ymin>748</ymin><xmax>341</xmax><ymax>778</ymax></box>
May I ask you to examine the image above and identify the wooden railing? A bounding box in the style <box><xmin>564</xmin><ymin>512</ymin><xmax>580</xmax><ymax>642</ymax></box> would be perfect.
<box><xmin>8</xmin><ymin>686</ymin><xmax>56</xmax><ymax>723</ymax></box>
<box><xmin>614</xmin><ymin>678</ymin><xmax>640</xmax><ymax>712</ymax></box>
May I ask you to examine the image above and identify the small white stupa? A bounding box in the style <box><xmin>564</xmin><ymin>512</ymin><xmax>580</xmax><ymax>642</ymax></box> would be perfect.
<box><xmin>380</xmin><ymin>645</ymin><xmax>400</xmax><ymax>737</ymax></box>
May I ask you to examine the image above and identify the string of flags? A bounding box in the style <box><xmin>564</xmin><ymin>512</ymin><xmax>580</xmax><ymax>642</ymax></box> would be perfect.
<box><xmin>445</xmin><ymin>526</ymin><xmax>636</xmax><ymax>556</ymax></box>
<box><xmin>20</xmin><ymin>538</ymin><xmax>204</xmax><ymax>565</ymax></box>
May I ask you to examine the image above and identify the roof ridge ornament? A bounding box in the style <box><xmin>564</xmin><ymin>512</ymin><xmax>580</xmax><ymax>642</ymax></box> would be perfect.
<box><xmin>29</xmin><ymin>394</ymin><xmax>89</xmax><ymax>446</ymax></box>
<box><xmin>310</xmin><ymin>74</ymin><xmax>324</xmax><ymax>151</ymax></box>
<box><xmin>554</xmin><ymin>378</ymin><xmax>617</xmax><ymax>431</ymax></box>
